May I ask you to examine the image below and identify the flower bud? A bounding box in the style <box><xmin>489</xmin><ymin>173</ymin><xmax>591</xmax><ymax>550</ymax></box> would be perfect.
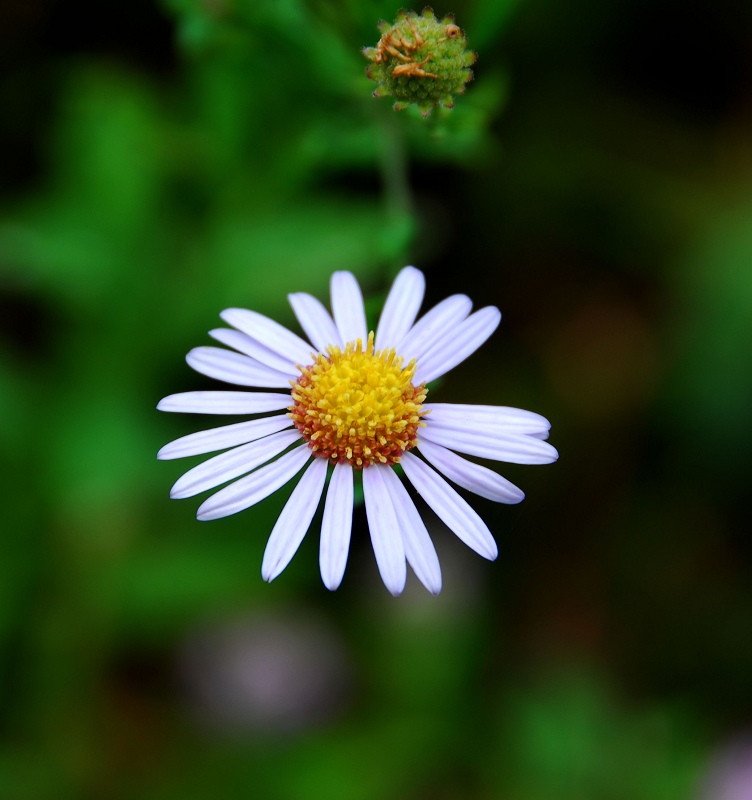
<box><xmin>363</xmin><ymin>7</ymin><xmax>477</xmax><ymax>118</ymax></box>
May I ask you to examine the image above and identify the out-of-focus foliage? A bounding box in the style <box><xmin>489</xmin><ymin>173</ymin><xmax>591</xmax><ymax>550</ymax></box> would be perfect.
<box><xmin>1</xmin><ymin>0</ymin><xmax>751</xmax><ymax>798</ymax></box>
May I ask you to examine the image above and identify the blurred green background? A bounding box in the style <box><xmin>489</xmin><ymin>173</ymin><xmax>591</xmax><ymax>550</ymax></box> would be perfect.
<box><xmin>2</xmin><ymin>0</ymin><xmax>752</xmax><ymax>798</ymax></box>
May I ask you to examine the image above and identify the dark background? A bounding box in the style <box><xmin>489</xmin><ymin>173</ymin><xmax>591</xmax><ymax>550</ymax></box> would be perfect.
<box><xmin>1</xmin><ymin>0</ymin><xmax>751</xmax><ymax>798</ymax></box>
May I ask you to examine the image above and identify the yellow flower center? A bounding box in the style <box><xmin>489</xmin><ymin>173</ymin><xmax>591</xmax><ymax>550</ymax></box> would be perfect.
<box><xmin>289</xmin><ymin>332</ymin><xmax>428</xmax><ymax>469</ymax></box>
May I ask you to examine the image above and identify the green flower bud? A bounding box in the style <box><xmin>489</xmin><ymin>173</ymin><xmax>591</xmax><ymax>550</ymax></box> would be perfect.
<box><xmin>363</xmin><ymin>7</ymin><xmax>477</xmax><ymax>118</ymax></box>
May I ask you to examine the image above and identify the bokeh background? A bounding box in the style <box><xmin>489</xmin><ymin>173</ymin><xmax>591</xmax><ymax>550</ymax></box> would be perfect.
<box><xmin>2</xmin><ymin>0</ymin><xmax>752</xmax><ymax>798</ymax></box>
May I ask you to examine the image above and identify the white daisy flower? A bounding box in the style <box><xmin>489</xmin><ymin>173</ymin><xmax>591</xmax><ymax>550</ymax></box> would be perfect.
<box><xmin>158</xmin><ymin>267</ymin><xmax>557</xmax><ymax>596</ymax></box>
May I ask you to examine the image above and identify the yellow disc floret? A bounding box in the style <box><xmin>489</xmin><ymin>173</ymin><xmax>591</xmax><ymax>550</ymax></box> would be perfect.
<box><xmin>289</xmin><ymin>333</ymin><xmax>428</xmax><ymax>469</ymax></box>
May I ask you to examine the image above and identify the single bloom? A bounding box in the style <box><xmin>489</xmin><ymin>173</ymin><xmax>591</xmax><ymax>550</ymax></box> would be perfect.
<box><xmin>157</xmin><ymin>267</ymin><xmax>557</xmax><ymax>595</ymax></box>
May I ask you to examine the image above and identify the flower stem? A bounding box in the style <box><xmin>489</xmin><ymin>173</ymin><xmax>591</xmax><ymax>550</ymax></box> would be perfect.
<box><xmin>377</xmin><ymin>110</ymin><xmax>415</xmax><ymax>268</ymax></box>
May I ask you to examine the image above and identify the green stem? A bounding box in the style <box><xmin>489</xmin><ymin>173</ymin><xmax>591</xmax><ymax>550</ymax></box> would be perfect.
<box><xmin>380</xmin><ymin>113</ymin><xmax>412</xmax><ymax>219</ymax></box>
<box><xmin>377</xmin><ymin>109</ymin><xmax>415</xmax><ymax>270</ymax></box>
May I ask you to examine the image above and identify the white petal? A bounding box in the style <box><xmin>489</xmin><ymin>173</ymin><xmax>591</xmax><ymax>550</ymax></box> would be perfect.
<box><xmin>170</xmin><ymin>429</ymin><xmax>301</xmax><ymax>499</ymax></box>
<box><xmin>330</xmin><ymin>271</ymin><xmax>368</xmax><ymax>345</ymax></box>
<box><xmin>362</xmin><ymin>466</ymin><xmax>407</xmax><ymax>596</ymax></box>
<box><xmin>423</xmin><ymin>403</ymin><xmax>551</xmax><ymax>436</ymax></box>
<box><xmin>414</xmin><ymin>306</ymin><xmax>501</xmax><ymax>385</ymax></box>
<box><xmin>374</xmin><ymin>266</ymin><xmax>426</xmax><ymax>351</ymax></box>
<box><xmin>209</xmin><ymin>329</ymin><xmax>299</xmax><ymax>376</ymax></box>
<box><xmin>261</xmin><ymin>458</ymin><xmax>328</xmax><ymax>582</ymax></box>
<box><xmin>186</xmin><ymin>347</ymin><xmax>294</xmax><ymax>389</ymax></box>
<box><xmin>397</xmin><ymin>294</ymin><xmax>473</xmax><ymax>363</ymax></box>
<box><xmin>380</xmin><ymin>466</ymin><xmax>441</xmax><ymax>594</ymax></box>
<box><xmin>220</xmin><ymin>308</ymin><xmax>314</xmax><ymax>367</ymax></box>
<box><xmin>417</xmin><ymin>438</ymin><xmax>525</xmax><ymax>504</ymax></box>
<box><xmin>196</xmin><ymin>445</ymin><xmax>310</xmax><ymax>520</ymax></box>
<box><xmin>158</xmin><ymin>415</ymin><xmax>293</xmax><ymax>460</ymax></box>
<box><xmin>401</xmin><ymin>452</ymin><xmax>498</xmax><ymax>560</ymax></box>
<box><xmin>420</xmin><ymin>423</ymin><xmax>559</xmax><ymax>465</ymax></box>
<box><xmin>288</xmin><ymin>292</ymin><xmax>343</xmax><ymax>353</ymax></box>
<box><xmin>319</xmin><ymin>462</ymin><xmax>353</xmax><ymax>591</ymax></box>
<box><xmin>157</xmin><ymin>391</ymin><xmax>292</xmax><ymax>415</ymax></box>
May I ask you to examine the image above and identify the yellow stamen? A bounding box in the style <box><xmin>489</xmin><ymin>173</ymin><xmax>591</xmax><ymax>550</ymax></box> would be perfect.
<box><xmin>288</xmin><ymin>332</ymin><xmax>427</xmax><ymax>469</ymax></box>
